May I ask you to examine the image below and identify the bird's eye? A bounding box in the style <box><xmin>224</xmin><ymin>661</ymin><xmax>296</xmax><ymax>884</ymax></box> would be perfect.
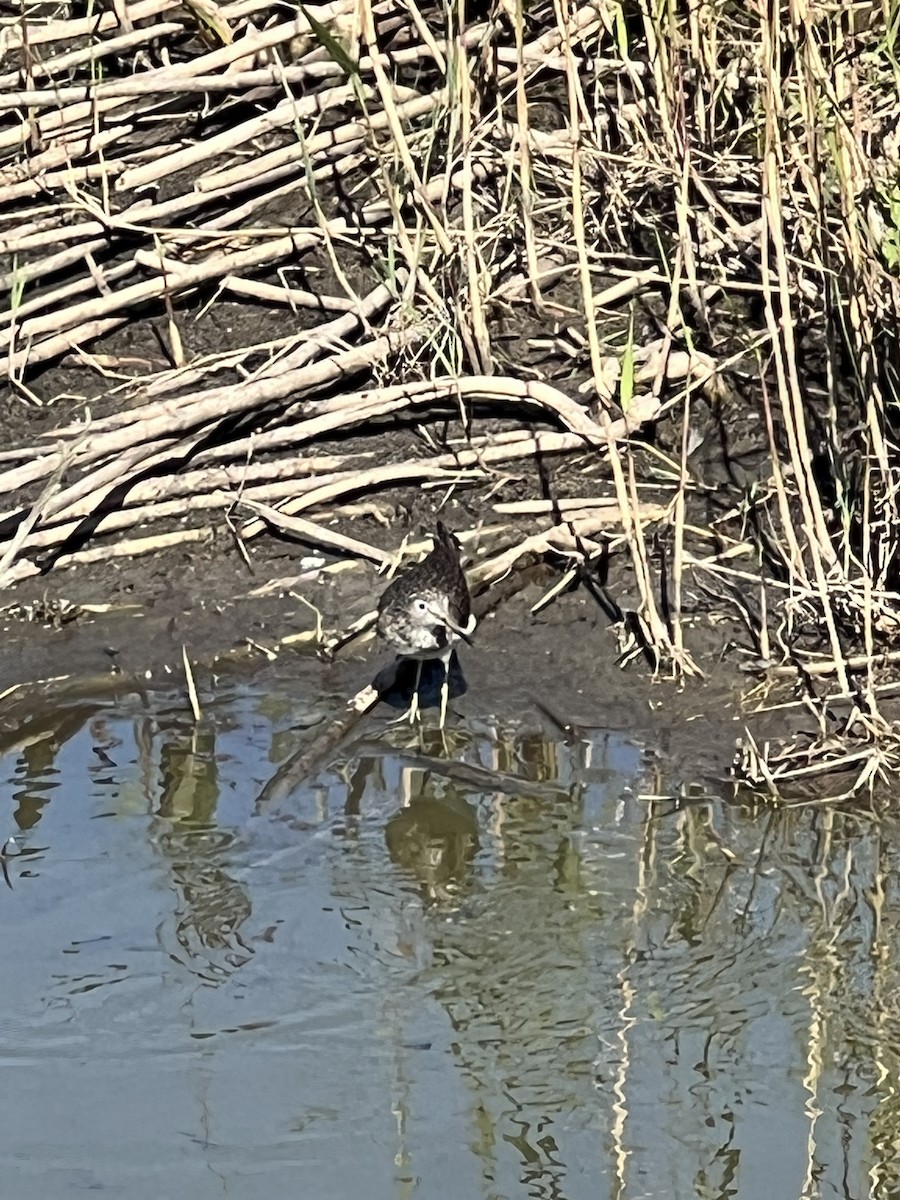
<box><xmin>414</xmin><ymin>599</ymin><xmax>428</xmax><ymax>612</ymax></box>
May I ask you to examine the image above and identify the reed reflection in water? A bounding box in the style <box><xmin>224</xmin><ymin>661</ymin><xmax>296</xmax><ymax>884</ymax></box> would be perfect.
<box><xmin>0</xmin><ymin>683</ymin><xmax>896</xmax><ymax>1200</ymax></box>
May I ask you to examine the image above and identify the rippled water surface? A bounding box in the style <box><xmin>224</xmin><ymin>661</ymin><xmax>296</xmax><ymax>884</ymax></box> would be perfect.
<box><xmin>1</xmin><ymin>677</ymin><xmax>899</xmax><ymax>1199</ymax></box>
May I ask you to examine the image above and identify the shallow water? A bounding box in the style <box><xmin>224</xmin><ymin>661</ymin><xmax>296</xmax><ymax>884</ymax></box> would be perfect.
<box><xmin>1</xmin><ymin>677</ymin><xmax>899</xmax><ymax>1199</ymax></box>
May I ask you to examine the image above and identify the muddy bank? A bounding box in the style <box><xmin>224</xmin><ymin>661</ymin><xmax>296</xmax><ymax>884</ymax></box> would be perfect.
<box><xmin>0</xmin><ymin>503</ymin><xmax>760</xmax><ymax>798</ymax></box>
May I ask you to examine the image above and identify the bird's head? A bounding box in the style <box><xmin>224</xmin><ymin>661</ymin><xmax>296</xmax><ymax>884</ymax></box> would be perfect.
<box><xmin>404</xmin><ymin>591</ymin><xmax>473</xmax><ymax>644</ymax></box>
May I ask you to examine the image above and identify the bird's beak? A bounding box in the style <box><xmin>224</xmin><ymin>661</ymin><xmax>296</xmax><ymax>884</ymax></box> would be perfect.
<box><xmin>431</xmin><ymin>603</ymin><xmax>474</xmax><ymax>645</ymax></box>
<box><xmin>447</xmin><ymin>617</ymin><xmax>474</xmax><ymax>645</ymax></box>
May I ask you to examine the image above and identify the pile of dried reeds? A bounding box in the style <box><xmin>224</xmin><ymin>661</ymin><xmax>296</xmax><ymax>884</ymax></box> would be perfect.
<box><xmin>2</xmin><ymin>0</ymin><xmax>900</xmax><ymax>795</ymax></box>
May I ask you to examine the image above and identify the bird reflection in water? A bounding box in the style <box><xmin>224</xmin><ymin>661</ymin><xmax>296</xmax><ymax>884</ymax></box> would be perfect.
<box><xmin>385</xmin><ymin>792</ymin><xmax>480</xmax><ymax>907</ymax></box>
<box><xmin>155</xmin><ymin>728</ymin><xmax>254</xmax><ymax>981</ymax></box>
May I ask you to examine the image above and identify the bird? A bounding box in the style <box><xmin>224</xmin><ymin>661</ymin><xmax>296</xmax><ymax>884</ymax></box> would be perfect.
<box><xmin>376</xmin><ymin>522</ymin><xmax>476</xmax><ymax>728</ymax></box>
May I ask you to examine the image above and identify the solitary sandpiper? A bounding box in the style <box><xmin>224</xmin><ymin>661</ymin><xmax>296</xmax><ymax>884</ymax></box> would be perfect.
<box><xmin>376</xmin><ymin>522</ymin><xmax>476</xmax><ymax>728</ymax></box>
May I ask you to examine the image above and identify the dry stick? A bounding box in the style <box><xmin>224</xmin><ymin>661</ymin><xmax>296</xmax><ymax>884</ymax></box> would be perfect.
<box><xmin>158</xmin><ymin>137</ymin><xmax>369</xmax><ymax>242</ymax></box>
<box><xmin>64</xmin><ymin>334</ymin><xmax>417</xmax><ymax>525</ymax></box>
<box><xmin>237</xmin><ymin>392</ymin><xmax>653</xmax><ymax>542</ymax></box>
<box><xmin>2</xmin><ymin>223</ymin><xmax>358</xmax><ymax>374</ymax></box>
<box><xmin>38</xmin><ymin>385</ymin><xmax>409</xmax><ymax>532</ymax></box>
<box><xmin>117</xmin><ymin>80</ymin><xmax>371</xmax><ymax>193</ymax></box>
<box><xmin>1</xmin><ymin>80</ymin><xmax>329</xmax><ymax>238</ymax></box>
<box><xmin>0</xmin><ymin>213</ymin><xmax>105</xmax><ymax>253</ymax></box>
<box><xmin>1</xmin><ymin>65</ymin><xmax>320</xmax><ymax>111</ymax></box>
<box><xmin>0</xmin><ymin>327</ymin><xmax>411</xmax><ymax>499</ymax></box>
<box><xmin>513</xmin><ymin>4</ymin><xmax>604</xmax><ymax>93</ymax></box>
<box><xmin>125</xmin><ymin>331</ymin><xmax>303</xmax><ymax>404</ymax></box>
<box><xmin>556</xmin><ymin>3</ymin><xmax>608</xmax><ymax>406</ymax></box>
<box><xmin>0</xmin><ymin>473</ymin><xmax>463</xmax><ymax>573</ymax></box>
<box><xmin>1</xmin><ymin>464</ymin><xmax>469</xmax><ymax>580</ymax></box>
<box><xmin>182</xmin><ymin>646</ymin><xmax>203</xmax><ymax>722</ymax></box>
<box><xmin>363</xmin><ymin>141</ymin><xmax>495</xmax><ymax>221</ymax></box>
<box><xmin>197</xmin><ymin>89</ymin><xmax>442</xmax><ymax>193</ymax></box>
<box><xmin>0</xmin><ymin>29</ymin><xmax>483</xmax><ymax>109</ymax></box>
<box><xmin>147</xmin><ymin>394</ymin><xmax>496</xmax><ymax>468</ymax></box>
<box><xmin>59</xmin><ymin>275</ymin><xmax>400</xmax><ymax>420</ymax></box>
<box><xmin>456</xmin><ymin>30</ymin><xmax>491</xmax><ymax>374</ymax></box>
<box><xmin>190</xmin><ymin>9</ymin><xmax>592</xmax><ymax>196</ymax></box>
<box><xmin>2</xmin><ymin>72</ymin><xmax>375</xmax><ymax>238</ymax></box>
<box><xmin>0</xmin><ymin>150</ymin><xmax>141</xmax><ymax>204</ymax></box>
<box><xmin>255</xmin><ymin>695</ymin><xmax>380</xmax><ymax>804</ymax></box>
<box><xmin>7</xmin><ymin>388</ymin><xmax>399</xmax><ymax>547</ymax></box>
<box><xmin>592</xmin><ymin>270</ymin><xmax>672</xmax><ymax>309</ymax></box>
<box><xmin>138</xmin><ymin>268</ymin><xmax>388</xmax><ymax>396</ymax></box>
<box><xmin>3</xmin><ymin>142</ymin><xmax>372</xmax><ymax>358</ymax></box>
<box><xmin>558</xmin><ymin>0</ymin><xmax>683</xmax><ymax>668</ymax></box>
<box><xmin>2</xmin><ymin>422</ymin><xmax>649</xmax><ymax>574</ymax></box>
<box><xmin>0</xmin><ymin>445</ymin><xmax>77</xmax><ymax>588</ymax></box>
<box><xmin>236</xmin><ymin>500</ymin><xmax>393</xmax><ymax>565</ymax></box>
<box><xmin>464</xmin><ymin>519</ymin><xmax>610</xmax><ymax>591</ymax></box>
<box><xmin>0</xmin><ymin>257</ymin><xmax>137</xmax><ymax>330</ymax></box>
<box><xmin>4</xmin><ymin>69</ymin><xmax>486</xmax><ymax>346</ymax></box>
<box><xmin>351</xmin><ymin>375</ymin><xmax>612</xmax><ymax>438</ymax></box>
<box><xmin>630</xmin><ymin>444</ymin><xmax>696</xmax><ymax>672</ymax></box>
<box><xmin>671</xmin><ymin>379</ymin><xmax>690</xmax><ymax>664</ymax></box>
<box><xmin>0</xmin><ymin>126</ymin><xmax>127</xmax><ymax>196</ymax></box>
<box><xmin>358</xmin><ymin>1</ymin><xmax>452</xmax><ymax>256</ymax></box>
<box><xmin>6</xmin><ymin>226</ymin><xmax>316</xmax><ymax>343</ymax></box>
<box><xmin>10</xmin><ymin>455</ymin><xmax>372</xmax><ymax>536</ymax></box>
<box><xmin>0</xmin><ymin>0</ymin><xmax>352</xmax><ymax>57</ymax></box>
<box><xmin>0</xmin><ymin>22</ymin><xmax>186</xmax><ymax>98</ymax></box>
<box><xmin>197</xmin><ymin>148</ymin><xmax>370</xmax><ymax>234</ymax></box>
<box><xmin>512</xmin><ymin>0</ymin><xmax>546</xmax><ymax>315</ymax></box>
<box><xmin>195</xmin><ymin>373</ymin><xmax>615</xmax><ymax>511</ymax></box>
<box><xmin>661</xmin><ymin>213</ymin><xmax>688</xmax><ymax>668</ymax></box>
<box><xmin>748</xmin><ymin>649</ymin><xmax>900</xmax><ymax>679</ymax></box>
<box><xmin>220</xmin><ymin>276</ymin><xmax>358</xmax><ymax>311</ymax></box>
<box><xmin>493</xmin><ymin>497</ymin><xmax>666</xmax><ymax>516</ymax></box>
<box><xmin>6</xmin><ymin>528</ymin><xmax>215</xmax><ymax>584</ymax></box>
<box><xmin>0</xmin><ymin>202</ymin><xmax>69</xmax><ymax>227</ymax></box>
<box><xmin>7</xmin><ymin>109</ymin><xmax>413</xmax><ymax>339</ymax></box>
<box><xmin>12</xmin><ymin>317</ymin><xmax>129</xmax><ymax>379</ymax></box>
<box><xmin>0</xmin><ymin>0</ymin><xmax>184</xmax><ymax>51</ymax></box>
<box><xmin>15</xmin><ymin>425</ymin><xmax>594</xmax><ymax>540</ymax></box>
<box><xmin>399</xmin><ymin>0</ymin><xmax>446</xmax><ymax>71</ymax></box>
<box><xmin>0</xmin><ymin>236</ymin><xmax>112</xmax><ymax>291</ymax></box>
<box><xmin>37</xmin><ymin>433</ymin><xmax>188</xmax><ymax>531</ymax></box>
<box><xmin>0</xmin><ymin>68</ymin><xmax>180</xmax><ymax>155</ymax></box>
<box><xmin>760</xmin><ymin>64</ymin><xmax>835</xmax><ymax>563</ymax></box>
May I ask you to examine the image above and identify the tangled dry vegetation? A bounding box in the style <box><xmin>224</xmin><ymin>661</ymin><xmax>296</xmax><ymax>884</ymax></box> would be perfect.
<box><xmin>2</xmin><ymin>0</ymin><xmax>900</xmax><ymax>796</ymax></box>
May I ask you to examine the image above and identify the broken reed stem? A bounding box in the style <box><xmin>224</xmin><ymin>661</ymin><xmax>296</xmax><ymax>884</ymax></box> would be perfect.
<box><xmin>4</xmin><ymin>224</ymin><xmax>362</xmax><ymax>373</ymax></box>
<box><xmin>182</xmin><ymin>645</ymin><xmax>203</xmax><ymax>722</ymax></box>
<box><xmin>0</xmin><ymin>429</ymin><xmax>604</xmax><ymax>577</ymax></box>
<box><xmin>7</xmin><ymin>527</ymin><xmax>214</xmax><ymax>584</ymax></box>
<box><xmin>0</xmin><ymin>366</ymin><xmax>640</xmax><ymax>535</ymax></box>
<box><xmin>0</xmin><ymin>328</ymin><xmax>415</xmax><ymax>500</ymax></box>
<box><xmin>671</xmin><ymin>387</ymin><xmax>690</xmax><ymax>665</ymax></box>
<box><xmin>0</xmin><ymin>31</ymin><xmax>488</xmax><ymax>110</ymax></box>
<box><xmin>236</xmin><ymin>500</ymin><xmax>394</xmax><ymax>565</ymax></box>
<box><xmin>76</xmin><ymin>274</ymin><xmax>401</xmax><ymax>412</ymax></box>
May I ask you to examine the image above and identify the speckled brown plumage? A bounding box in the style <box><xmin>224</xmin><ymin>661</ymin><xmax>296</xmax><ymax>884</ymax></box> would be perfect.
<box><xmin>376</xmin><ymin>522</ymin><xmax>473</xmax><ymax>659</ymax></box>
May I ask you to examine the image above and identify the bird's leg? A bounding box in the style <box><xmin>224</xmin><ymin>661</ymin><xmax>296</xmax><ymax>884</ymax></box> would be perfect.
<box><xmin>386</xmin><ymin>659</ymin><xmax>423</xmax><ymax>726</ymax></box>
<box><xmin>407</xmin><ymin>659</ymin><xmax>423</xmax><ymax>725</ymax></box>
<box><xmin>438</xmin><ymin>655</ymin><xmax>450</xmax><ymax>731</ymax></box>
